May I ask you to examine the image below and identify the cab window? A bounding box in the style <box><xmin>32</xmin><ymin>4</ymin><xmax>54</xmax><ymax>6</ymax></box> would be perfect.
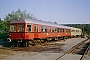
<box><xmin>18</xmin><ymin>24</ymin><xmax>24</xmax><ymax>32</ymax></box>
<box><xmin>10</xmin><ymin>24</ymin><xmax>16</xmax><ymax>32</ymax></box>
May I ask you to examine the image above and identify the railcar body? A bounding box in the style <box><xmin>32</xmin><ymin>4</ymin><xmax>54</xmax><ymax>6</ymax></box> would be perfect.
<box><xmin>9</xmin><ymin>17</ymin><xmax>71</xmax><ymax>41</ymax></box>
<box><xmin>70</xmin><ymin>27</ymin><xmax>82</xmax><ymax>37</ymax></box>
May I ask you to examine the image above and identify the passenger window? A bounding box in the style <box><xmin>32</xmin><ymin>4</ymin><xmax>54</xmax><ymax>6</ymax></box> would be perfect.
<box><xmin>52</xmin><ymin>28</ymin><xmax>55</xmax><ymax>32</ymax></box>
<box><xmin>27</xmin><ymin>25</ymin><xmax>31</xmax><ymax>32</ymax></box>
<box><xmin>69</xmin><ymin>29</ymin><xmax>70</xmax><ymax>32</ymax></box>
<box><xmin>66</xmin><ymin>29</ymin><xmax>70</xmax><ymax>32</ymax></box>
<box><xmin>63</xmin><ymin>29</ymin><xmax>64</xmax><ymax>32</ymax></box>
<box><xmin>76</xmin><ymin>30</ymin><xmax>79</xmax><ymax>32</ymax></box>
<box><xmin>57</xmin><ymin>28</ymin><xmax>59</xmax><ymax>32</ymax></box>
<box><xmin>50</xmin><ymin>28</ymin><xmax>51</xmax><ymax>32</ymax></box>
<box><xmin>59</xmin><ymin>28</ymin><xmax>61</xmax><ymax>32</ymax></box>
<box><xmin>10</xmin><ymin>24</ymin><xmax>16</xmax><ymax>32</ymax></box>
<box><xmin>18</xmin><ymin>24</ymin><xmax>24</xmax><ymax>32</ymax></box>
<box><xmin>71</xmin><ymin>30</ymin><xmax>75</xmax><ymax>32</ymax></box>
<box><xmin>41</xmin><ymin>26</ymin><xmax>45</xmax><ymax>32</ymax></box>
<box><xmin>45</xmin><ymin>27</ymin><xmax>48</xmax><ymax>32</ymax></box>
<box><xmin>34</xmin><ymin>25</ymin><xmax>38</xmax><ymax>32</ymax></box>
<box><xmin>60</xmin><ymin>28</ymin><xmax>63</xmax><ymax>32</ymax></box>
<box><xmin>55</xmin><ymin>28</ymin><xmax>57</xmax><ymax>32</ymax></box>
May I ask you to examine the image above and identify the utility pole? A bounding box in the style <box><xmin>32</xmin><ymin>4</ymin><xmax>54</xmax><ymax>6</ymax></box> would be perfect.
<box><xmin>81</xmin><ymin>24</ymin><xmax>84</xmax><ymax>38</ymax></box>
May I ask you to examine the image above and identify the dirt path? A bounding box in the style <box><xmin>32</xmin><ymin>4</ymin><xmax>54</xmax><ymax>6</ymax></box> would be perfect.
<box><xmin>0</xmin><ymin>38</ymin><xmax>86</xmax><ymax>60</ymax></box>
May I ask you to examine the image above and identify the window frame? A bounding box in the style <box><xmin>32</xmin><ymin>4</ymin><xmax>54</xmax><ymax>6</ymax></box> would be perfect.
<box><xmin>71</xmin><ymin>30</ymin><xmax>75</xmax><ymax>32</ymax></box>
<box><xmin>17</xmin><ymin>24</ymin><xmax>24</xmax><ymax>32</ymax></box>
<box><xmin>45</xmin><ymin>26</ymin><xmax>48</xmax><ymax>32</ymax></box>
<box><xmin>52</xmin><ymin>27</ymin><xmax>55</xmax><ymax>32</ymax></box>
<box><xmin>34</xmin><ymin>25</ymin><xmax>38</xmax><ymax>32</ymax></box>
<box><xmin>27</xmin><ymin>24</ymin><xmax>32</xmax><ymax>32</ymax></box>
<box><xmin>40</xmin><ymin>25</ymin><xmax>45</xmax><ymax>32</ymax></box>
<box><xmin>66</xmin><ymin>29</ymin><xmax>70</xmax><ymax>32</ymax></box>
<box><xmin>10</xmin><ymin>24</ymin><xmax>16</xmax><ymax>32</ymax></box>
<box><xmin>57</xmin><ymin>28</ymin><xmax>59</xmax><ymax>32</ymax></box>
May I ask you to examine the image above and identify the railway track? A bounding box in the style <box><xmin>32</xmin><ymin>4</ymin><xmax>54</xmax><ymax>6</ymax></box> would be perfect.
<box><xmin>56</xmin><ymin>38</ymin><xmax>89</xmax><ymax>60</ymax></box>
<box><xmin>80</xmin><ymin>41</ymin><xmax>90</xmax><ymax>60</ymax></box>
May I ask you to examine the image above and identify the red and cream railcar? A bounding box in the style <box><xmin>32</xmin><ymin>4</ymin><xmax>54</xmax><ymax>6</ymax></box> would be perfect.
<box><xmin>9</xmin><ymin>17</ymin><xmax>70</xmax><ymax>42</ymax></box>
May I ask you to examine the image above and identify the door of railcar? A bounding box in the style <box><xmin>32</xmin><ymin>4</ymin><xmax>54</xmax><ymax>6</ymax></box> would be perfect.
<box><xmin>34</xmin><ymin>25</ymin><xmax>38</xmax><ymax>38</ymax></box>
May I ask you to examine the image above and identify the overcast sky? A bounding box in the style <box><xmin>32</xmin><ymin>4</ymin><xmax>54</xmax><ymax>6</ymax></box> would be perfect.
<box><xmin>0</xmin><ymin>0</ymin><xmax>90</xmax><ymax>24</ymax></box>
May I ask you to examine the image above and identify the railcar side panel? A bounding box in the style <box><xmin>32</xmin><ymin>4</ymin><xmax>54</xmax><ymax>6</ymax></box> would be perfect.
<box><xmin>34</xmin><ymin>33</ymin><xmax>38</xmax><ymax>38</ymax></box>
<box><xmin>9</xmin><ymin>17</ymin><xmax>72</xmax><ymax>42</ymax></box>
<box><xmin>10</xmin><ymin>33</ymin><xmax>25</xmax><ymax>40</ymax></box>
<box><xmin>25</xmin><ymin>33</ymin><xmax>34</xmax><ymax>39</ymax></box>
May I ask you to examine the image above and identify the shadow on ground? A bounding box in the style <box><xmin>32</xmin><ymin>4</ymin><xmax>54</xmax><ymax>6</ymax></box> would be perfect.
<box><xmin>0</xmin><ymin>39</ymin><xmax>12</xmax><ymax>47</ymax></box>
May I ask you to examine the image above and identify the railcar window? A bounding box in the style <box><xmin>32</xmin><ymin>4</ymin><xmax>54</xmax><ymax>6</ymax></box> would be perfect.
<box><xmin>60</xmin><ymin>28</ymin><xmax>63</xmax><ymax>32</ymax></box>
<box><xmin>10</xmin><ymin>25</ymin><xmax>16</xmax><ymax>32</ymax></box>
<box><xmin>59</xmin><ymin>28</ymin><xmax>61</xmax><ymax>32</ymax></box>
<box><xmin>45</xmin><ymin>27</ymin><xmax>48</xmax><ymax>32</ymax></box>
<box><xmin>50</xmin><ymin>28</ymin><xmax>51</xmax><ymax>32</ymax></box>
<box><xmin>34</xmin><ymin>25</ymin><xmax>38</xmax><ymax>32</ymax></box>
<box><xmin>60</xmin><ymin>28</ymin><xmax>62</xmax><ymax>32</ymax></box>
<box><xmin>66</xmin><ymin>29</ymin><xmax>67</xmax><ymax>32</ymax></box>
<box><xmin>63</xmin><ymin>29</ymin><xmax>64</xmax><ymax>32</ymax></box>
<box><xmin>52</xmin><ymin>28</ymin><xmax>55</xmax><ymax>32</ymax></box>
<box><xmin>27</xmin><ymin>25</ymin><xmax>31</xmax><ymax>32</ymax></box>
<box><xmin>69</xmin><ymin>29</ymin><xmax>70</xmax><ymax>32</ymax></box>
<box><xmin>76</xmin><ymin>30</ymin><xmax>79</xmax><ymax>32</ymax></box>
<box><xmin>71</xmin><ymin>30</ymin><xmax>75</xmax><ymax>32</ymax></box>
<box><xmin>66</xmin><ymin>29</ymin><xmax>70</xmax><ymax>32</ymax></box>
<box><xmin>55</xmin><ymin>28</ymin><xmax>57</xmax><ymax>32</ymax></box>
<box><xmin>80</xmin><ymin>30</ymin><xmax>82</xmax><ymax>32</ymax></box>
<box><xmin>57</xmin><ymin>28</ymin><xmax>59</xmax><ymax>32</ymax></box>
<box><xmin>41</xmin><ymin>26</ymin><xmax>45</xmax><ymax>32</ymax></box>
<box><xmin>18</xmin><ymin>24</ymin><xmax>24</xmax><ymax>32</ymax></box>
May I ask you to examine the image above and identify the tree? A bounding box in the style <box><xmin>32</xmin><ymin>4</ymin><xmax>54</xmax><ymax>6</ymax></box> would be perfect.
<box><xmin>4</xmin><ymin>8</ymin><xmax>36</xmax><ymax>32</ymax></box>
<box><xmin>0</xmin><ymin>18</ymin><xmax>1</xmax><ymax>21</ymax></box>
<box><xmin>0</xmin><ymin>20</ymin><xmax>6</xmax><ymax>33</ymax></box>
<box><xmin>54</xmin><ymin>21</ymin><xmax>57</xmax><ymax>24</ymax></box>
<box><xmin>64</xmin><ymin>24</ymin><xmax>90</xmax><ymax>34</ymax></box>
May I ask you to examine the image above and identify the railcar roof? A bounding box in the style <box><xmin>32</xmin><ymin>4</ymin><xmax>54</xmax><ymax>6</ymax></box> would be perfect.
<box><xmin>70</xmin><ymin>27</ymin><xmax>82</xmax><ymax>30</ymax></box>
<box><xmin>10</xmin><ymin>17</ymin><xmax>70</xmax><ymax>29</ymax></box>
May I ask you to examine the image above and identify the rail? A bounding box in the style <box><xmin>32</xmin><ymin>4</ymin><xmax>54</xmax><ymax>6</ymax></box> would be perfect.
<box><xmin>80</xmin><ymin>40</ymin><xmax>90</xmax><ymax>60</ymax></box>
<box><xmin>56</xmin><ymin>39</ymin><xmax>89</xmax><ymax>60</ymax></box>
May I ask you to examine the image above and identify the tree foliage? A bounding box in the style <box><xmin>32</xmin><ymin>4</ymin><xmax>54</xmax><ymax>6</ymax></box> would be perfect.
<box><xmin>0</xmin><ymin>20</ymin><xmax>6</xmax><ymax>33</ymax></box>
<box><xmin>0</xmin><ymin>8</ymin><xmax>90</xmax><ymax>35</ymax></box>
<box><xmin>63</xmin><ymin>24</ymin><xmax>90</xmax><ymax>34</ymax></box>
<box><xmin>54</xmin><ymin>21</ymin><xmax>57</xmax><ymax>24</ymax></box>
<box><xmin>3</xmin><ymin>8</ymin><xmax>36</xmax><ymax>32</ymax></box>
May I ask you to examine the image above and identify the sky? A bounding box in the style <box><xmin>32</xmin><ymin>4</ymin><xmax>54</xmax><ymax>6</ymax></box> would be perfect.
<box><xmin>0</xmin><ymin>0</ymin><xmax>90</xmax><ymax>24</ymax></box>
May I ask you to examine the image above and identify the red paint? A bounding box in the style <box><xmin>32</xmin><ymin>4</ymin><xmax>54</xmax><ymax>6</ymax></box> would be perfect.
<box><xmin>9</xmin><ymin>23</ymin><xmax>71</xmax><ymax>41</ymax></box>
<box><xmin>10</xmin><ymin>32</ymin><xmax>25</xmax><ymax>39</ymax></box>
<box><xmin>34</xmin><ymin>33</ymin><xmax>38</xmax><ymax>38</ymax></box>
